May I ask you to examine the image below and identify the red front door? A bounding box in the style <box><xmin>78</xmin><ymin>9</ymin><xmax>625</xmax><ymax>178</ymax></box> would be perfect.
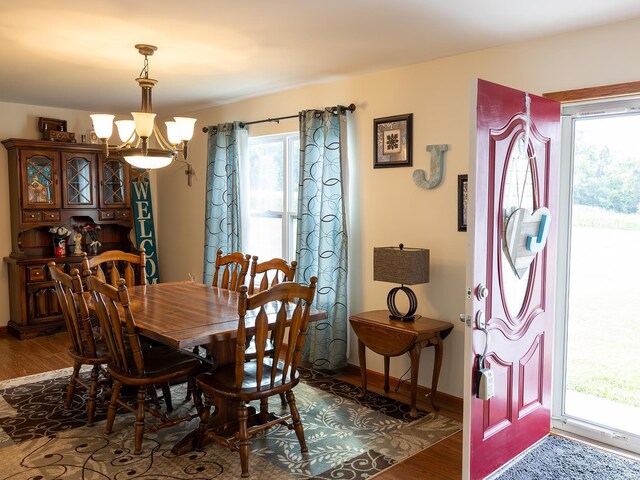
<box><xmin>464</xmin><ymin>79</ymin><xmax>560</xmax><ymax>479</ymax></box>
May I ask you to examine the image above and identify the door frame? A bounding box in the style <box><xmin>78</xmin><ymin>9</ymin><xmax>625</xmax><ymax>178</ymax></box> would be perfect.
<box><xmin>551</xmin><ymin>96</ymin><xmax>640</xmax><ymax>455</ymax></box>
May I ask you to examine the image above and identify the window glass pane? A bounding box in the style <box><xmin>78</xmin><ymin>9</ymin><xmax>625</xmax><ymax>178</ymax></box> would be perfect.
<box><xmin>247</xmin><ymin>215</ymin><xmax>282</xmax><ymax>261</ymax></box>
<box><xmin>249</xmin><ymin>141</ymin><xmax>283</xmax><ymax>212</ymax></box>
<box><xmin>246</xmin><ymin>133</ymin><xmax>299</xmax><ymax>262</ymax></box>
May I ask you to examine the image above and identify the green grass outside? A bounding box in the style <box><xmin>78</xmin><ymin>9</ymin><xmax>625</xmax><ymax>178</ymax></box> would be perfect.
<box><xmin>565</xmin><ymin>205</ymin><xmax>640</xmax><ymax>408</ymax></box>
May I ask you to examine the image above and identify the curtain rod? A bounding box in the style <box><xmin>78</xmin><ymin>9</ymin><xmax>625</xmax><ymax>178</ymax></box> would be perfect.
<box><xmin>201</xmin><ymin>103</ymin><xmax>356</xmax><ymax>133</ymax></box>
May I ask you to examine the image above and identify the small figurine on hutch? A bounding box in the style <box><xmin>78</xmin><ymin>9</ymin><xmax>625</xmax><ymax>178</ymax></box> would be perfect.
<box><xmin>71</xmin><ymin>228</ymin><xmax>84</xmax><ymax>256</ymax></box>
<box><xmin>83</xmin><ymin>224</ymin><xmax>101</xmax><ymax>255</ymax></box>
<box><xmin>49</xmin><ymin>226</ymin><xmax>71</xmax><ymax>258</ymax></box>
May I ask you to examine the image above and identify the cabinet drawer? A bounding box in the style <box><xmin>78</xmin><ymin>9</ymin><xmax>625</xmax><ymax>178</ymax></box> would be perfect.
<box><xmin>27</xmin><ymin>266</ymin><xmax>46</xmax><ymax>282</ymax></box>
<box><xmin>42</xmin><ymin>211</ymin><xmax>61</xmax><ymax>222</ymax></box>
<box><xmin>98</xmin><ymin>210</ymin><xmax>115</xmax><ymax>220</ymax></box>
<box><xmin>22</xmin><ymin>210</ymin><xmax>42</xmax><ymax>222</ymax></box>
<box><xmin>115</xmin><ymin>209</ymin><xmax>131</xmax><ymax>220</ymax></box>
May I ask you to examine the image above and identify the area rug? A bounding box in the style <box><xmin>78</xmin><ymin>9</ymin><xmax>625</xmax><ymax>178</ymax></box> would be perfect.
<box><xmin>0</xmin><ymin>367</ymin><xmax>460</xmax><ymax>479</ymax></box>
<box><xmin>493</xmin><ymin>435</ymin><xmax>640</xmax><ymax>480</ymax></box>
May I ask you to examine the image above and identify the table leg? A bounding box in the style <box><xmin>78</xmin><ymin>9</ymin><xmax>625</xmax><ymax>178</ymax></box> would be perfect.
<box><xmin>383</xmin><ymin>356</ymin><xmax>390</xmax><ymax>393</ymax></box>
<box><xmin>429</xmin><ymin>336</ymin><xmax>444</xmax><ymax>412</ymax></box>
<box><xmin>409</xmin><ymin>344</ymin><xmax>422</xmax><ymax>418</ymax></box>
<box><xmin>357</xmin><ymin>339</ymin><xmax>367</xmax><ymax>399</ymax></box>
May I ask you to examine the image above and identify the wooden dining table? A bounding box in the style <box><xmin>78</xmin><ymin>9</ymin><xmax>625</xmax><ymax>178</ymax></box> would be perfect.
<box><xmin>120</xmin><ymin>280</ymin><xmax>327</xmax><ymax>454</ymax></box>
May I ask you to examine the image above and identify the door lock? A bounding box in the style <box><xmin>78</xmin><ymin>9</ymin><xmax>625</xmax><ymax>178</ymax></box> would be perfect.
<box><xmin>476</xmin><ymin>283</ymin><xmax>489</xmax><ymax>300</ymax></box>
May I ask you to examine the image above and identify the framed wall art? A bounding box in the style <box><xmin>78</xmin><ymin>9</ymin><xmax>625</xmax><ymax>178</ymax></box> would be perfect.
<box><xmin>458</xmin><ymin>174</ymin><xmax>468</xmax><ymax>232</ymax></box>
<box><xmin>373</xmin><ymin>113</ymin><xmax>413</xmax><ymax>168</ymax></box>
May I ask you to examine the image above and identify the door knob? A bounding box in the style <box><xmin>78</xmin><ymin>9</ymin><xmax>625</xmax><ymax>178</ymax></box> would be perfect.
<box><xmin>476</xmin><ymin>283</ymin><xmax>489</xmax><ymax>300</ymax></box>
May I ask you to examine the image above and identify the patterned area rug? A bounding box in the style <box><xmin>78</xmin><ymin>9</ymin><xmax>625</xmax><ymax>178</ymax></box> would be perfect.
<box><xmin>0</xmin><ymin>367</ymin><xmax>460</xmax><ymax>479</ymax></box>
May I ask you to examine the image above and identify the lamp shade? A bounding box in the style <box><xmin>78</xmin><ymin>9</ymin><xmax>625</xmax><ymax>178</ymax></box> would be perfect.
<box><xmin>90</xmin><ymin>114</ymin><xmax>114</xmax><ymax>140</ymax></box>
<box><xmin>174</xmin><ymin>117</ymin><xmax>197</xmax><ymax>141</ymax></box>
<box><xmin>374</xmin><ymin>246</ymin><xmax>429</xmax><ymax>285</ymax></box>
<box><xmin>165</xmin><ymin>121</ymin><xmax>182</xmax><ymax>145</ymax></box>
<box><xmin>132</xmin><ymin>112</ymin><xmax>156</xmax><ymax>138</ymax></box>
<box><xmin>115</xmin><ymin>120</ymin><xmax>136</xmax><ymax>144</ymax></box>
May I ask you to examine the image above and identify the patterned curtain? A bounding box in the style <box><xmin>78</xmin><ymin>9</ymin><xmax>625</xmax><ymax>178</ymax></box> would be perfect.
<box><xmin>296</xmin><ymin>107</ymin><xmax>349</xmax><ymax>370</ymax></box>
<box><xmin>203</xmin><ymin>122</ymin><xmax>248</xmax><ymax>284</ymax></box>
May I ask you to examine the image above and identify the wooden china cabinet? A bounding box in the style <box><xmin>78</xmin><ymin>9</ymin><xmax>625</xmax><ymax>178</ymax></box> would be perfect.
<box><xmin>3</xmin><ymin>138</ymin><xmax>136</xmax><ymax>339</ymax></box>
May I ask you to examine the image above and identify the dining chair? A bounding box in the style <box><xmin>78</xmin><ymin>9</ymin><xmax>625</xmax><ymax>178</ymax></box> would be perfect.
<box><xmin>246</xmin><ymin>256</ymin><xmax>298</xmax><ymax>405</ymax></box>
<box><xmin>212</xmin><ymin>249</ymin><xmax>251</xmax><ymax>291</ymax></box>
<box><xmin>87</xmin><ymin>274</ymin><xmax>205</xmax><ymax>455</ymax></box>
<box><xmin>82</xmin><ymin>249</ymin><xmax>147</xmax><ymax>287</ymax></box>
<box><xmin>82</xmin><ymin>248</ymin><xmax>175</xmax><ymax>409</ymax></box>
<box><xmin>48</xmin><ymin>262</ymin><xmax>111</xmax><ymax>427</ymax></box>
<box><xmin>196</xmin><ymin>277</ymin><xmax>318</xmax><ymax>478</ymax></box>
<box><xmin>247</xmin><ymin>256</ymin><xmax>297</xmax><ymax>294</ymax></box>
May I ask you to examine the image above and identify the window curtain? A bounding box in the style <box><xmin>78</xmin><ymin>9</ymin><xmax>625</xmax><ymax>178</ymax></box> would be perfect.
<box><xmin>203</xmin><ymin>122</ymin><xmax>249</xmax><ymax>284</ymax></box>
<box><xmin>296</xmin><ymin>107</ymin><xmax>349</xmax><ymax>370</ymax></box>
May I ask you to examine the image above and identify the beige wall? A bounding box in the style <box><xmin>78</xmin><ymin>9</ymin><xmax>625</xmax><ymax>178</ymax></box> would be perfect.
<box><xmin>0</xmin><ymin>102</ymin><xmax>96</xmax><ymax>328</ymax></box>
<box><xmin>159</xmin><ymin>18</ymin><xmax>640</xmax><ymax>399</ymax></box>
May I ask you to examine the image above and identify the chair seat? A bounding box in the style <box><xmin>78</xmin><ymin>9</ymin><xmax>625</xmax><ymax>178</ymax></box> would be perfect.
<box><xmin>197</xmin><ymin>360</ymin><xmax>300</xmax><ymax>400</ymax></box>
<box><xmin>109</xmin><ymin>346</ymin><xmax>204</xmax><ymax>386</ymax></box>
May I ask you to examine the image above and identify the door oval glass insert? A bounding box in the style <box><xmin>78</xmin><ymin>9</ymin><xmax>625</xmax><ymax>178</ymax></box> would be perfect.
<box><xmin>501</xmin><ymin>134</ymin><xmax>535</xmax><ymax>317</ymax></box>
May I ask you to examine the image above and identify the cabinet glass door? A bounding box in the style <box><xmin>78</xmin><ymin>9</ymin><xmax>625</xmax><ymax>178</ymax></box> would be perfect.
<box><xmin>62</xmin><ymin>153</ymin><xmax>97</xmax><ymax>208</ymax></box>
<box><xmin>23</xmin><ymin>150</ymin><xmax>60</xmax><ymax>209</ymax></box>
<box><xmin>100</xmin><ymin>158</ymin><xmax>129</xmax><ymax>208</ymax></box>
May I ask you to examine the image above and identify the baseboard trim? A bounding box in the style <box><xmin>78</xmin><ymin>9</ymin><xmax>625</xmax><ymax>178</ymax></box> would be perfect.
<box><xmin>342</xmin><ymin>362</ymin><xmax>463</xmax><ymax>416</ymax></box>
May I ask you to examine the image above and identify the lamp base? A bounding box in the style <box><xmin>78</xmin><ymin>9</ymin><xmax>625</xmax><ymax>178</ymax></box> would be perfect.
<box><xmin>387</xmin><ymin>286</ymin><xmax>418</xmax><ymax>322</ymax></box>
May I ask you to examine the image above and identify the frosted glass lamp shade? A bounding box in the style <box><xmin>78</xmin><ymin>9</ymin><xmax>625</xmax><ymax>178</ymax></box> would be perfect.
<box><xmin>174</xmin><ymin>117</ymin><xmax>197</xmax><ymax>141</ymax></box>
<box><xmin>132</xmin><ymin>112</ymin><xmax>156</xmax><ymax>138</ymax></box>
<box><xmin>165</xmin><ymin>121</ymin><xmax>182</xmax><ymax>145</ymax></box>
<box><xmin>115</xmin><ymin>120</ymin><xmax>136</xmax><ymax>144</ymax></box>
<box><xmin>124</xmin><ymin>154</ymin><xmax>173</xmax><ymax>169</ymax></box>
<box><xmin>90</xmin><ymin>114</ymin><xmax>115</xmax><ymax>140</ymax></box>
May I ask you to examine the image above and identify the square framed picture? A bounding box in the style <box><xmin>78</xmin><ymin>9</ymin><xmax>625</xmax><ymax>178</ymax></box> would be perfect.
<box><xmin>89</xmin><ymin>130</ymin><xmax>100</xmax><ymax>144</ymax></box>
<box><xmin>458</xmin><ymin>174</ymin><xmax>468</xmax><ymax>232</ymax></box>
<box><xmin>373</xmin><ymin>113</ymin><xmax>413</xmax><ymax>168</ymax></box>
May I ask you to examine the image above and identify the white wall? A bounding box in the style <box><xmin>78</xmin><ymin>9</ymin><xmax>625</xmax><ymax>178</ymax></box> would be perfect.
<box><xmin>0</xmin><ymin>102</ymin><xmax>96</xmax><ymax>328</ymax></box>
<box><xmin>158</xmin><ymin>17</ymin><xmax>640</xmax><ymax>399</ymax></box>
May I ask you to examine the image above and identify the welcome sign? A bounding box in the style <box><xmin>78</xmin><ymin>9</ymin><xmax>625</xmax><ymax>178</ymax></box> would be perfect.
<box><xmin>131</xmin><ymin>173</ymin><xmax>160</xmax><ymax>284</ymax></box>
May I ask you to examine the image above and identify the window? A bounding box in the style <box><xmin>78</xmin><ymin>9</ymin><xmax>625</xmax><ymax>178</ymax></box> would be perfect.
<box><xmin>244</xmin><ymin>132</ymin><xmax>299</xmax><ymax>262</ymax></box>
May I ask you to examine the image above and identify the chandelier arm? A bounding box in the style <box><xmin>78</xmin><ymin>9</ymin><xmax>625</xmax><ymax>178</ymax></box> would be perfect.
<box><xmin>152</xmin><ymin>124</ymin><xmax>178</xmax><ymax>152</ymax></box>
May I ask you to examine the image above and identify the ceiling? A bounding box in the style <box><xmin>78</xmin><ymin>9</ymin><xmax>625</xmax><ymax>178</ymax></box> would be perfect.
<box><xmin>1</xmin><ymin>0</ymin><xmax>639</xmax><ymax>114</ymax></box>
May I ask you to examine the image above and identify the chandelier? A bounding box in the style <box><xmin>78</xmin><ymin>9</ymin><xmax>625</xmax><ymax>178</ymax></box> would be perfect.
<box><xmin>90</xmin><ymin>44</ymin><xmax>196</xmax><ymax>170</ymax></box>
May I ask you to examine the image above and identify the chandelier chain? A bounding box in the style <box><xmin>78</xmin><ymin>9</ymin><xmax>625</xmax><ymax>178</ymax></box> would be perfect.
<box><xmin>139</xmin><ymin>55</ymin><xmax>149</xmax><ymax>79</ymax></box>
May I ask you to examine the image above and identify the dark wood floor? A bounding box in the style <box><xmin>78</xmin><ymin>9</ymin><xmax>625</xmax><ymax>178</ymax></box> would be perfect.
<box><xmin>0</xmin><ymin>332</ymin><xmax>463</xmax><ymax>479</ymax></box>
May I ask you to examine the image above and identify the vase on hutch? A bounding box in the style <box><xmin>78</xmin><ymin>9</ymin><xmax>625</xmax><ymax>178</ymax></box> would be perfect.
<box><xmin>53</xmin><ymin>239</ymin><xmax>66</xmax><ymax>258</ymax></box>
<box><xmin>89</xmin><ymin>241</ymin><xmax>100</xmax><ymax>256</ymax></box>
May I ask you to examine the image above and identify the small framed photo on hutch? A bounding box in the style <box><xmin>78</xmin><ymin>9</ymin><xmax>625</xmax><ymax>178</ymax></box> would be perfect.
<box><xmin>458</xmin><ymin>174</ymin><xmax>468</xmax><ymax>232</ymax></box>
<box><xmin>373</xmin><ymin>113</ymin><xmax>413</xmax><ymax>168</ymax></box>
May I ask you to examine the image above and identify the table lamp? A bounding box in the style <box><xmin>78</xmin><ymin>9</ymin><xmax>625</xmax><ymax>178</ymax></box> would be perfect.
<box><xmin>373</xmin><ymin>243</ymin><xmax>429</xmax><ymax>322</ymax></box>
